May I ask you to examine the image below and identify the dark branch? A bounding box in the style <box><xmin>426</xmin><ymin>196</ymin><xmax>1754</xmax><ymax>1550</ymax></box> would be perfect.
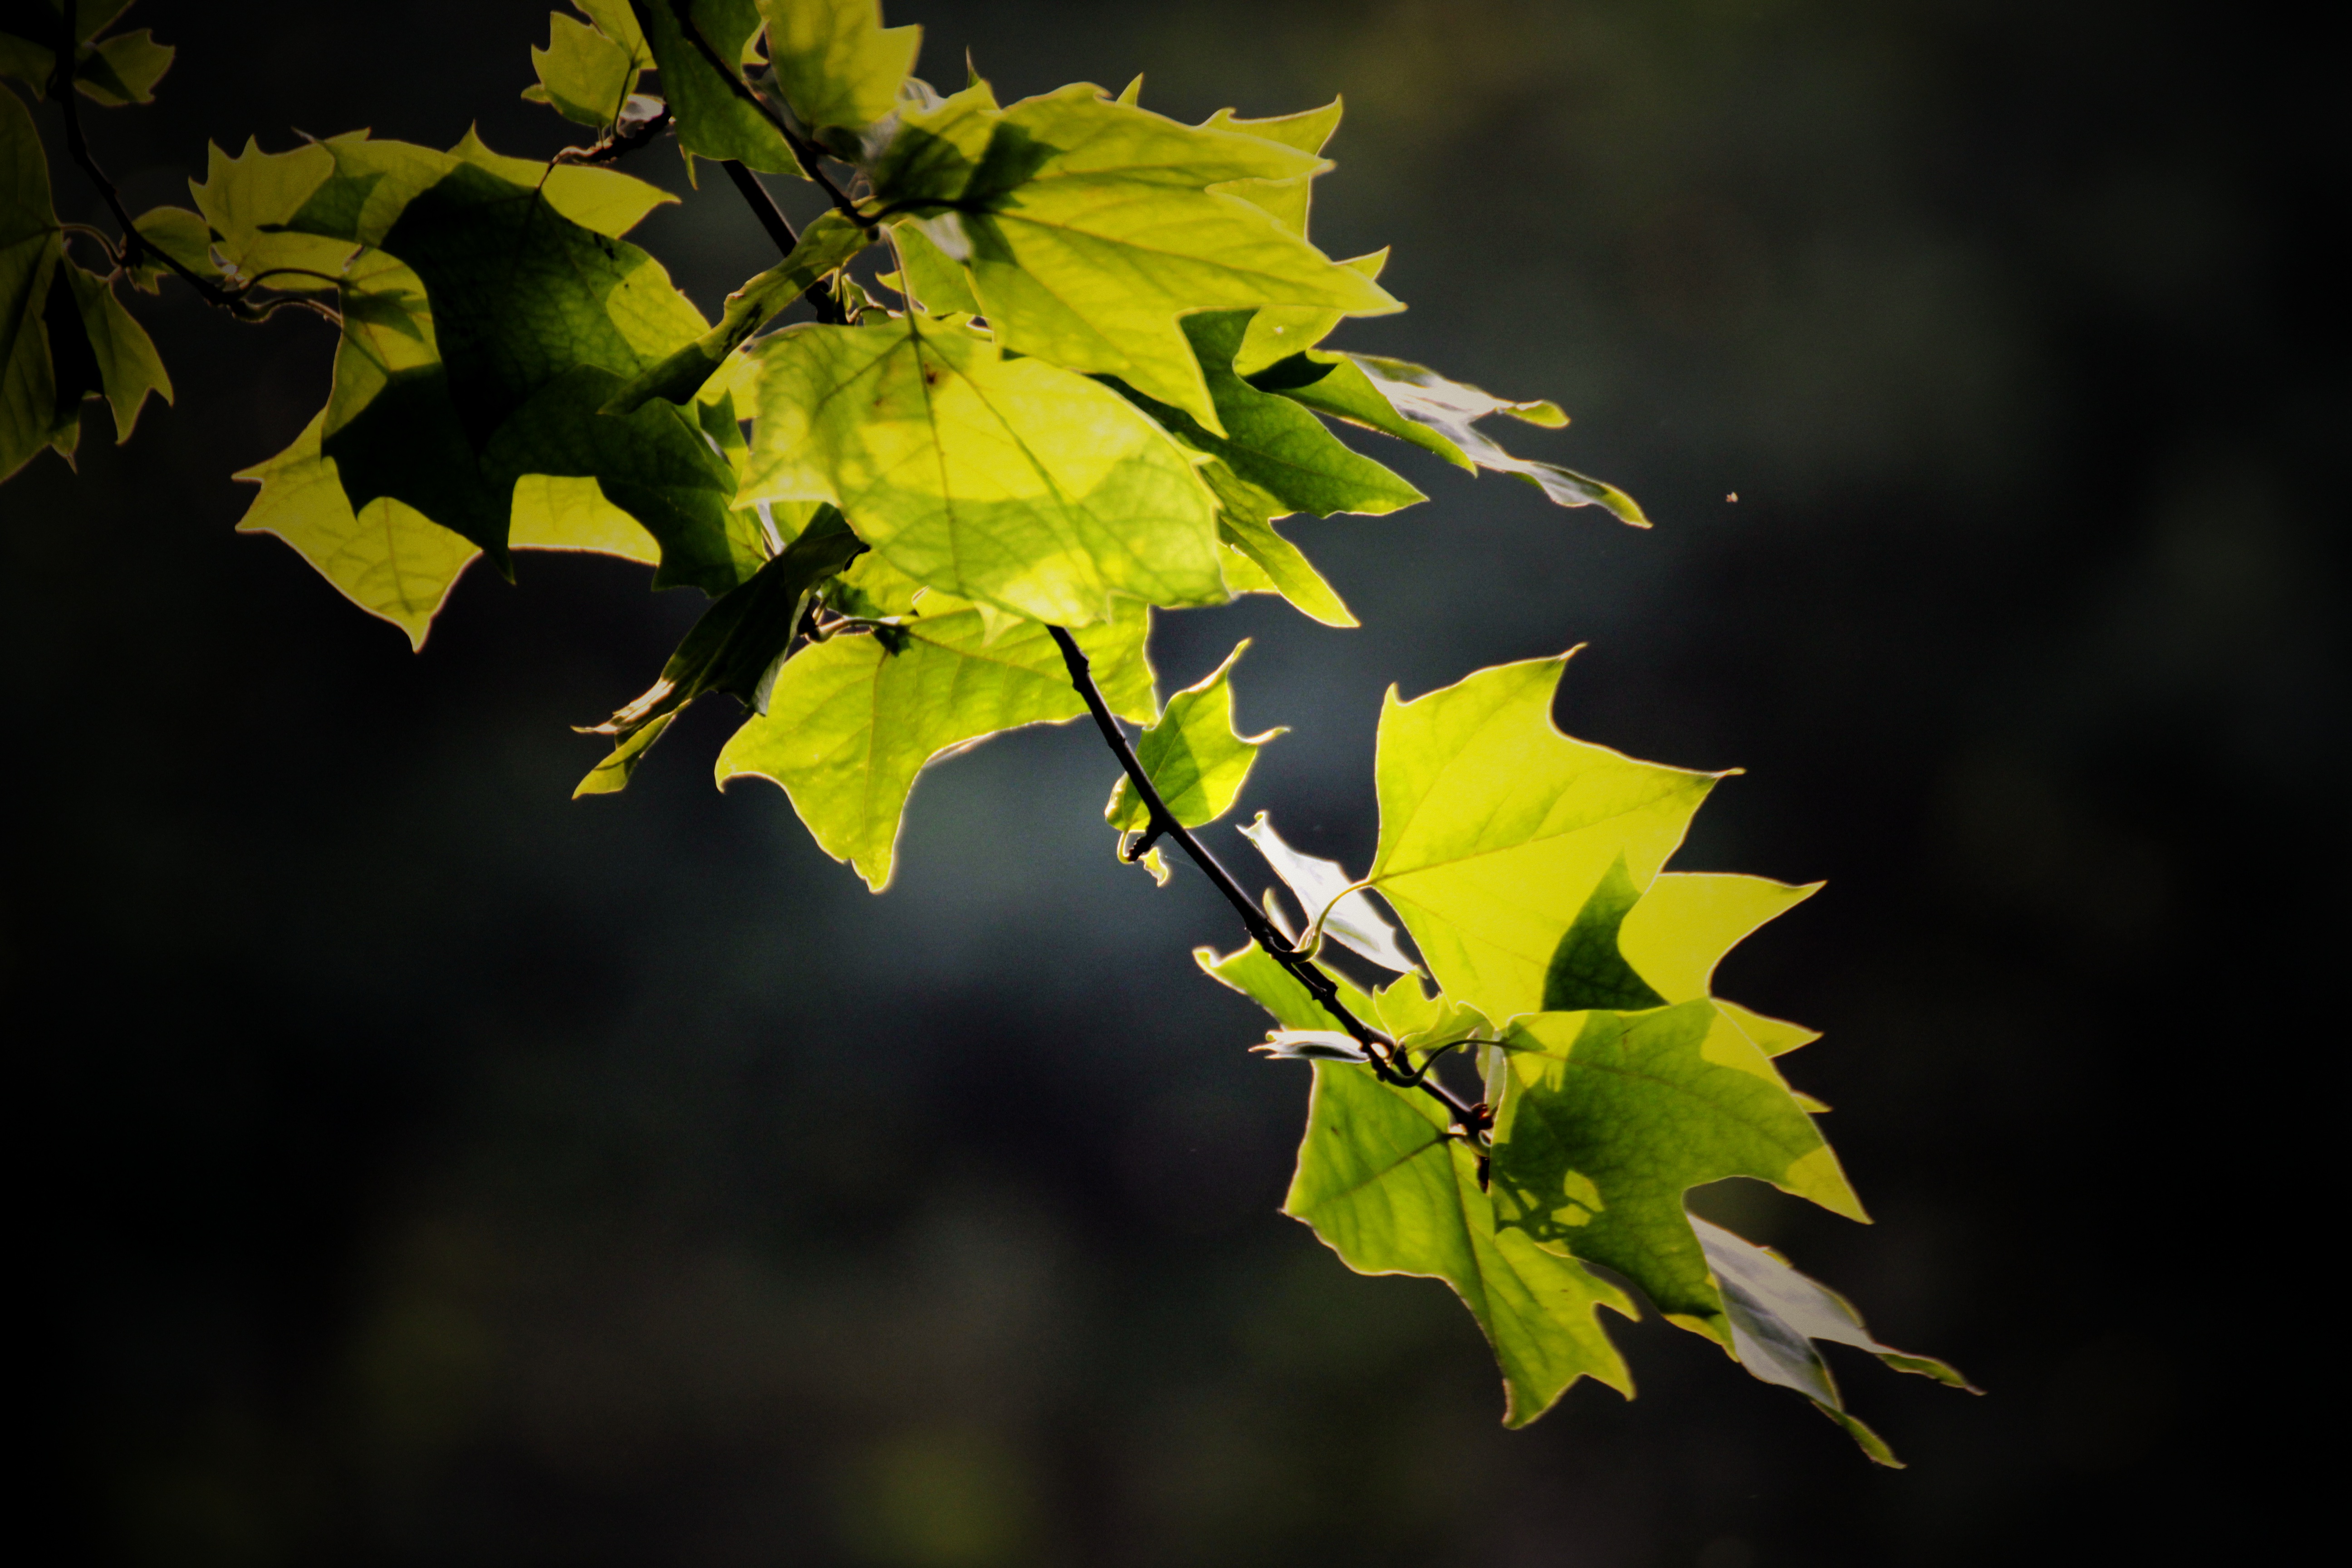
<box><xmin>1046</xmin><ymin>625</ymin><xmax>1491</xmax><ymax>1138</ymax></box>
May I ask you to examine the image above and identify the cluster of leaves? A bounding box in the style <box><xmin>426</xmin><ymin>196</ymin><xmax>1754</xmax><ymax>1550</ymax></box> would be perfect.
<box><xmin>2</xmin><ymin>0</ymin><xmax>1970</xmax><ymax>1456</ymax></box>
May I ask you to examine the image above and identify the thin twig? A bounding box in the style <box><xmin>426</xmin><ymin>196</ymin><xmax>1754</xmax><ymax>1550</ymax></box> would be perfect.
<box><xmin>1047</xmin><ymin>626</ymin><xmax>1491</xmax><ymax>1137</ymax></box>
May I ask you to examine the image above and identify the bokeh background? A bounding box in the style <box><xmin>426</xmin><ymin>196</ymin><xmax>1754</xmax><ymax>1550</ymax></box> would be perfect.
<box><xmin>12</xmin><ymin>2</ymin><xmax>2335</xmax><ymax>1563</ymax></box>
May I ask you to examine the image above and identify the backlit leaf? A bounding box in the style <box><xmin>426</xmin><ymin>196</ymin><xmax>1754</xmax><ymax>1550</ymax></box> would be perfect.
<box><xmin>628</xmin><ymin>0</ymin><xmax>802</xmax><ymax>175</ymax></box>
<box><xmin>2</xmin><ymin>84</ymin><xmax>65</xmax><ymax>480</ymax></box>
<box><xmin>576</xmin><ymin>510</ymin><xmax>866</xmax><ymax>794</ymax></box>
<box><xmin>868</xmin><ymin>84</ymin><xmax>1399</xmax><ymax>431</ymax></box>
<box><xmin>738</xmin><ymin>314</ymin><xmax>1225</xmax><ymax>624</ymax></box>
<box><xmin>1105</xmin><ymin>638</ymin><xmax>1282</xmax><ymax>841</ymax></box>
<box><xmin>1195</xmin><ymin>942</ymin><xmax>1636</xmax><ymax>1426</ymax></box>
<box><xmin>715</xmin><ymin>591</ymin><xmax>1155</xmax><ymax>890</ymax></box>
<box><xmin>1487</xmin><ymin>1001</ymin><xmax>1865</xmax><ymax>1343</ymax></box>
<box><xmin>58</xmin><ymin>253</ymin><xmax>168</xmax><ymax>440</ymax></box>
<box><xmin>525</xmin><ymin>9</ymin><xmax>641</xmax><ymax>127</ymax></box>
<box><xmin>760</xmin><ymin>0</ymin><xmax>920</xmax><ymax>142</ymax></box>
<box><xmin>1366</xmin><ymin>653</ymin><xmax>1719</xmax><ymax>1023</ymax></box>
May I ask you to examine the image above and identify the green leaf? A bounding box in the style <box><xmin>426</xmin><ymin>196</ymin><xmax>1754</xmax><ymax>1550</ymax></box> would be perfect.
<box><xmin>2</xmin><ymin>83</ymin><xmax>65</xmax><ymax>481</ymax></box>
<box><xmin>69</xmin><ymin>24</ymin><xmax>169</xmax><ymax>105</ymax></box>
<box><xmin>0</xmin><ymin>6</ymin><xmax>171</xmax><ymax>105</ymax></box>
<box><xmin>1199</xmin><ymin>940</ymin><xmax>1634</xmax><ymax>1426</ymax></box>
<box><xmin>1254</xmin><ymin>350</ymin><xmax>1648</xmax><ymax>523</ymax></box>
<box><xmin>760</xmin><ymin>0</ymin><xmax>920</xmax><ymax>142</ymax></box>
<box><xmin>234</xmin><ymin>405</ymin><xmax>666</xmax><ymax>651</ymax></box>
<box><xmin>232</xmin><ymin>412</ymin><xmax>481</xmax><ymax>650</ymax></box>
<box><xmin>628</xmin><ymin>0</ymin><xmax>802</xmax><ymax>175</ymax></box>
<box><xmin>1106</xmin><ymin>639</ymin><xmax>1282</xmax><ymax>855</ymax></box>
<box><xmin>1694</xmin><ymin>1216</ymin><xmax>1976</xmax><ymax>1467</ymax></box>
<box><xmin>1239</xmin><ymin>811</ymin><xmax>1417</xmax><ymax>974</ymax></box>
<box><xmin>738</xmin><ymin>314</ymin><xmax>1225</xmax><ymax>624</ymax></box>
<box><xmin>603</xmin><ymin>208</ymin><xmax>870</xmax><ymax>413</ymax></box>
<box><xmin>881</xmin><ymin>218</ymin><xmax>979</xmax><ymax>314</ymax></box>
<box><xmin>525</xmin><ymin>9</ymin><xmax>642</xmax><ymax>127</ymax></box>
<box><xmin>1108</xmin><ymin>309</ymin><xmax>1424</xmax><ymax>521</ymax></box>
<box><xmin>714</xmin><ymin>591</ymin><xmax>1156</xmax><ymax>890</ymax></box>
<box><xmin>292</xmin><ymin>156</ymin><xmax>751</xmax><ymax>591</ymax></box>
<box><xmin>1213</xmin><ymin>505</ymin><xmax>1355</xmax><ymax>627</ymax></box>
<box><xmin>187</xmin><ymin>137</ymin><xmax>351</xmax><ymax>291</ymax></box>
<box><xmin>1365</xmin><ymin>653</ymin><xmax>1720</xmax><ymax>1024</ymax></box>
<box><xmin>868</xmin><ymin>84</ymin><xmax>1399</xmax><ymax>432</ymax></box>
<box><xmin>1191</xmin><ymin>100</ymin><xmax>1372</xmax><ymax>374</ymax></box>
<box><xmin>1285</xmin><ymin>1057</ymin><xmax>1636</xmax><ymax>1426</ymax></box>
<box><xmin>1486</xmin><ymin>1001</ymin><xmax>1865</xmax><ymax>1343</ymax></box>
<box><xmin>576</xmin><ymin>510</ymin><xmax>866</xmax><ymax>795</ymax></box>
<box><xmin>124</xmin><ymin>205</ymin><xmax>220</xmax><ymax>293</ymax></box>
<box><xmin>57</xmin><ymin>253</ymin><xmax>167</xmax><ymax>441</ymax></box>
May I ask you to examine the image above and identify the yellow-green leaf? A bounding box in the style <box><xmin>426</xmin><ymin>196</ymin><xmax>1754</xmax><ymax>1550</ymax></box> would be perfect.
<box><xmin>1366</xmin><ymin>653</ymin><xmax>1720</xmax><ymax>1023</ymax></box>
<box><xmin>1105</xmin><ymin>638</ymin><xmax>1282</xmax><ymax>840</ymax></box>
<box><xmin>738</xmin><ymin>315</ymin><xmax>1225</xmax><ymax>625</ymax></box>
<box><xmin>869</xmin><ymin>85</ymin><xmax>1398</xmax><ymax>432</ymax></box>
<box><xmin>760</xmin><ymin>0</ymin><xmax>920</xmax><ymax>140</ymax></box>
<box><xmin>715</xmin><ymin>592</ymin><xmax>1155</xmax><ymax>890</ymax></box>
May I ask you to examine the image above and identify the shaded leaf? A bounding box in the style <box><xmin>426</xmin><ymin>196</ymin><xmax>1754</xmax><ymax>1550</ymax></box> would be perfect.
<box><xmin>715</xmin><ymin>591</ymin><xmax>1155</xmax><ymax>890</ymax></box>
<box><xmin>605</xmin><ymin>207</ymin><xmax>869</xmax><ymax>412</ymax></box>
<box><xmin>1487</xmin><ymin>1001</ymin><xmax>1865</xmax><ymax>1343</ymax></box>
<box><xmin>1254</xmin><ymin>349</ymin><xmax>1647</xmax><ymax>523</ymax></box>
<box><xmin>628</xmin><ymin>0</ymin><xmax>801</xmax><ymax>174</ymax></box>
<box><xmin>739</xmin><ymin>314</ymin><xmax>1224</xmax><ymax>624</ymax></box>
<box><xmin>2</xmin><ymin>83</ymin><xmax>65</xmax><ymax>480</ymax></box>
<box><xmin>1110</xmin><ymin>309</ymin><xmax>1423</xmax><ymax>520</ymax></box>
<box><xmin>576</xmin><ymin>509</ymin><xmax>866</xmax><ymax>794</ymax></box>
<box><xmin>57</xmin><ymin>252</ymin><xmax>167</xmax><ymax>440</ymax></box>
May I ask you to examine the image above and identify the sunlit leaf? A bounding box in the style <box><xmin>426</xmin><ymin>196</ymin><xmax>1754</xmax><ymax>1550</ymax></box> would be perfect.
<box><xmin>1366</xmin><ymin>652</ymin><xmax>1719</xmax><ymax>1023</ymax></box>
<box><xmin>868</xmin><ymin>84</ymin><xmax>1399</xmax><ymax>432</ymax></box>
<box><xmin>715</xmin><ymin>591</ymin><xmax>1156</xmax><ymax>890</ymax></box>
<box><xmin>524</xmin><ymin>9</ymin><xmax>641</xmax><ymax>127</ymax></box>
<box><xmin>1196</xmin><ymin>941</ymin><xmax>1636</xmax><ymax>1426</ymax></box>
<box><xmin>739</xmin><ymin>314</ymin><xmax>1225</xmax><ymax>624</ymax></box>
<box><xmin>1106</xmin><ymin>639</ymin><xmax>1283</xmax><ymax>852</ymax></box>
<box><xmin>760</xmin><ymin>0</ymin><xmax>921</xmax><ymax>143</ymax></box>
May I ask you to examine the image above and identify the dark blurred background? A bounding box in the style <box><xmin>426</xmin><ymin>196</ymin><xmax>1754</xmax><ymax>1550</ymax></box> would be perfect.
<box><xmin>10</xmin><ymin>1</ymin><xmax>2338</xmax><ymax>1563</ymax></box>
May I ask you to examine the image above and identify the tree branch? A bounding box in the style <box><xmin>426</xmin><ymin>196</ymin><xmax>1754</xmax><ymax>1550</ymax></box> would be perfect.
<box><xmin>720</xmin><ymin>162</ymin><xmax>847</xmax><ymax>325</ymax></box>
<box><xmin>1046</xmin><ymin>625</ymin><xmax>1491</xmax><ymax>1137</ymax></box>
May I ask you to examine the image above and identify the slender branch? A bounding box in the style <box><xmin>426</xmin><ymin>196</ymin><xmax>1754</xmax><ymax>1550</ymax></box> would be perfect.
<box><xmin>1046</xmin><ymin>626</ymin><xmax>1490</xmax><ymax>1137</ymax></box>
<box><xmin>552</xmin><ymin>102</ymin><xmax>673</xmax><ymax>166</ymax></box>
